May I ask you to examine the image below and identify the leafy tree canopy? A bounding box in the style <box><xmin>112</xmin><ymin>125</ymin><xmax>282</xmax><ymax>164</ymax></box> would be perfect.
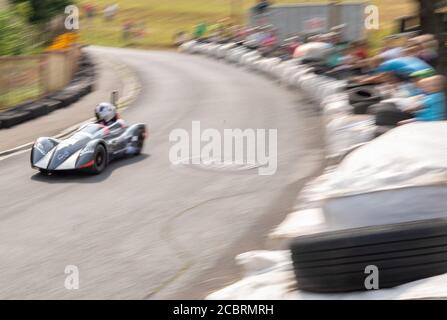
<box><xmin>0</xmin><ymin>8</ymin><xmax>32</xmax><ymax>55</ymax></box>
<box><xmin>9</xmin><ymin>0</ymin><xmax>74</xmax><ymax>23</ymax></box>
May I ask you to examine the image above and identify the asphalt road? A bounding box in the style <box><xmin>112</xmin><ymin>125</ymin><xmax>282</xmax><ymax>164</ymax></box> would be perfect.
<box><xmin>0</xmin><ymin>47</ymin><xmax>323</xmax><ymax>299</ymax></box>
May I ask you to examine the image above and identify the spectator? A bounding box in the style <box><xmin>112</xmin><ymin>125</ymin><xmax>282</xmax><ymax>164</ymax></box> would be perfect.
<box><xmin>284</xmin><ymin>35</ymin><xmax>301</xmax><ymax>56</ymax></box>
<box><xmin>379</xmin><ymin>37</ymin><xmax>403</xmax><ymax>61</ymax></box>
<box><xmin>414</xmin><ymin>35</ymin><xmax>440</xmax><ymax>68</ymax></box>
<box><xmin>104</xmin><ymin>3</ymin><xmax>119</xmax><ymax>21</ymax></box>
<box><xmin>254</xmin><ymin>0</ymin><xmax>271</xmax><ymax>15</ymax></box>
<box><xmin>400</xmin><ymin>75</ymin><xmax>446</xmax><ymax>123</ymax></box>
<box><xmin>194</xmin><ymin>22</ymin><xmax>207</xmax><ymax>39</ymax></box>
<box><xmin>174</xmin><ymin>31</ymin><xmax>189</xmax><ymax>46</ymax></box>
<box><xmin>122</xmin><ymin>21</ymin><xmax>134</xmax><ymax>40</ymax></box>
<box><xmin>376</xmin><ymin>53</ymin><xmax>434</xmax><ymax>76</ymax></box>
<box><xmin>83</xmin><ymin>4</ymin><xmax>97</xmax><ymax>19</ymax></box>
<box><xmin>352</xmin><ymin>40</ymin><xmax>369</xmax><ymax>60</ymax></box>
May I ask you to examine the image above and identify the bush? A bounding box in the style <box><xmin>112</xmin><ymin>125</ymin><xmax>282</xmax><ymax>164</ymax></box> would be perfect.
<box><xmin>0</xmin><ymin>9</ymin><xmax>33</xmax><ymax>55</ymax></box>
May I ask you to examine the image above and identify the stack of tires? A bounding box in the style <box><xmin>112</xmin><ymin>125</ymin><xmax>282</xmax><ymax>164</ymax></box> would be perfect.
<box><xmin>290</xmin><ymin>219</ymin><xmax>447</xmax><ymax>293</ymax></box>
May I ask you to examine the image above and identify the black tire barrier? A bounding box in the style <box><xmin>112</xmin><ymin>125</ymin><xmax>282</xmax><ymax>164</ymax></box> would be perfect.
<box><xmin>312</xmin><ymin>65</ymin><xmax>331</xmax><ymax>75</ymax></box>
<box><xmin>39</xmin><ymin>99</ymin><xmax>63</xmax><ymax>112</ymax></box>
<box><xmin>49</xmin><ymin>90</ymin><xmax>81</xmax><ymax>108</ymax></box>
<box><xmin>346</xmin><ymin>82</ymin><xmax>375</xmax><ymax>90</ymax></box>
<box><xmin>348</xmin><ymin>86</ymin><xmax>381</xmax><ymax>106</ymax></box>
<box><xmin>327</xmin><ymin>68</ymin><xmax>363</xmax><ymax>81</ymax></box>
<box><xmin>0</xmin><ymin>110</ymin><xmax>33</xmax><ymax>129</ymax></box>
<box><xmin>22</xmin><ymin>102</ymin><xmax>50</xmax><ymax>118</ymax></box>
<box><xmin>373</xmin><ymin>103</ymin><xmax>413</xmax><ymax>126</ymax></box>
<box><xmin>65</xmin><ymin>80</ymin><xmax>92</xmax><ymax>97</ymax></box>
<box><xmin>291</xmin><ymin>219</ymin><xmax>447</xmax><ymax>293</ymax></box>
<box><xmin>0</xmin><ymin>52</ymin><xmax>96</xmax><ymax>130</ymax></box>
<box><xmin>302</xmin><ymin>57</ymin><xmax>325</xmax><ymax>65</ymax></box>
<box><xmin>352</xmin><ymin>101</ymin><xmax>377</xmax><ymax>115</ymax></box>
<box><xmin>76</xmin><ymin>68</ymin><xmax>96</xmax><ymax>78</ymax></box>
<box><xmin>375</xmin><ymin>125</ymin><xmax>394</xmax><ymax>137</ymax></box>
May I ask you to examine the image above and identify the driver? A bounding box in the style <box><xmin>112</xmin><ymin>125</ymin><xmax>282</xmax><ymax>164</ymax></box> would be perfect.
<box><xmin>95</xmin><ymin>102</ymin><xmax>127</xmax><ymax>133</ymax></box>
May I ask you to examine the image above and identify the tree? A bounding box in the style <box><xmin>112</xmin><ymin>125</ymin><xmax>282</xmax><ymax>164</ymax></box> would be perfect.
<box><xmin>9</xmin><ymin>0</ymin><xmax>73</xmax><ymax>23</ymax></box>
<box><xmin>0</xmin><ymin>9</ymin><xmax>32</xmax><ymax>55</ymax></box>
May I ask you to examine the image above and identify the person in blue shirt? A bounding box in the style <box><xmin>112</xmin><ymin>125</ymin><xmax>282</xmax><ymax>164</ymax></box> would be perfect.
<box><xmin>399</xmin><ymin>75</ymin><xmax>446</xmax><ymax>124</ymax></box>
<box><xmin>375</xmin><ymin>56</ymin><xmax>434</xmax><ymax>76</ymax></box>
<box><xmin>351</xmin><ymin>46</ymin><xmax>435</xmax><ymax>85</ymax></box>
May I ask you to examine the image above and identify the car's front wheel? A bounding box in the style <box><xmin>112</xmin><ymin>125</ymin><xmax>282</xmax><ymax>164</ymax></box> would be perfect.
<box><xmin>131</xmin><ymin>130</ymin><xmax>146</xmax><ymax>156</ymax></box>
<box><xmin>39</xmin><ymin>169</ymin><xmax>51</xmax><ymax>176</ymax></box>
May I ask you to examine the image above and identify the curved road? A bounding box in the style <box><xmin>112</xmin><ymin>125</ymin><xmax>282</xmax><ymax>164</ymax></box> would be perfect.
<box><xmin>0</xmin><ymin>47</ymin><xmax>323</xmax><ymax>299</ymax></box>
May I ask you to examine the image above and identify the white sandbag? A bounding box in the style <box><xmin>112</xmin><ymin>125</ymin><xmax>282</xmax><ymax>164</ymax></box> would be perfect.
<box><xmin>324</xmin><ymin>186</ymin><xmax>447</xmax><ymax>231</ymax></box>
<box><xmin>207</xmin><ymin>250</ymin><xmax>295</xmax><ymax>300</ymax></box>
<box><xmin>289</xmin><ymin>67</ymin><xmax>313</xmax><ymax>88</ymax></box>
<box><xmin>271</xmin><ymin>61</ymin><xmax>291</xmax><ymax>80</ymax></box>
<box><xmin>218</xmin><ymin>43</ymin><xmax>236</xmax><ymax>59</ymax></box>
<box><xmin>254</xmin><ymin>57</ymin><xmax>268</xmax><ymax>72</ymax></box>
<box><xmin>299</xmin><ymin>71</ymin><xmax>322</xmax><ymax>91</ymax></box>
<box><xmin>325</xmin><ymin>114</ymin><xmax>376</xmax><ymax>159</ymax></box>
<box><xmin>206</xmin><ymin>43</ymin><xmax>218</xmax><ymax>56</ymax></box>
<box><xmin>322</xmin><ymin>99</ymin><xmax>352</xmax><ymax>119</ymax></box>
<box><xmin>210</xmin><ymin>44</ymin><xmax>221</xmax><ymax>57</ymax></box>
<box><xmin>207</xmin><ymin>250</ymin><xmax>447</xmax><ymax>300</ymax></box>
<box><xmin>240</xmin><ymin>51</ymin><xmax>257</xmax><ymax>66</ymax></box>
<box><xmin>321</xmin><ymin>92</ymin><xmax>349</xmax><ymax>107</ymax></box>
<box><xmin>293</xmin><ymin>42</ymin><xmax>334</xmax><ymax>60</ymax></box>
<box><xmin>236</xmin><ymin>251</ymin><xmax>291</xmax><ymax>277</ymax></box>
<box><xmin>198</xmin><ymin>43</ymin><xmax>209</xmax><ymax>54</ymax></box>
<box><xmin>309</xmin><ymin>77</ymin><xmax>335</xmax><ymax>104</ymax></box>
<box><xmin>320</xmin><ymin>122</ymin><xmax>447</xmax><ymax>230</ymax></box>
<box><xmin>228</xmin><ymin>47</ymin><xmax>248</xmax><ymax>63</ymax></box>
<box><xmin>178</xmin><ymin>40</ymin><xmax>196</xmax><ymax>53</ymax></box>
<box><xmin>269</xmin><ymin>208</ymin><xmax>327</xmax><ymax>247</ymax></box>
<box><xmin>264</xmin><ymin>57</ymin><xmax>282</xmax><ymax>76</ymax></box>
<box><xmin>247</xmin><ymin>56</ymin><xmax>261</xmax><ymax>71</ymax></box>
<box><xmin>225</xmin><ymin>47</ymin><xmax>238</xmax><ymax>62</ymax></box>
<box><xmin>321</xmin><ymin>80</ymin><xmax>347</xmax><ymax>101</ymax></box>
<box><xmin>271</xmin><ymin>61</ymin><xmax>285</xmax><ymax>78</ymax></box>
<box><xmin>282</xmin><ymin>65</ymin><xmax>302</xmax><ymax>87</ymax></box>
<box><xmin>322</xmin><ymin>122</ymin><xmax>447</xmax><ymax>198</ymax></box>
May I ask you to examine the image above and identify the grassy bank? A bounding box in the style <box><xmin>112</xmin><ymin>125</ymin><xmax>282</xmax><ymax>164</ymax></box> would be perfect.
<box><xmin>77</xmin><ymin>0</ymin><xmax>417</xmax><ymax>49</ymax></box>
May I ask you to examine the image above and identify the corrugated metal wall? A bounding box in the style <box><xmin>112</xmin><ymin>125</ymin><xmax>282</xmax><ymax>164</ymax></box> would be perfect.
<box><xmin>249</xmin><ymin>2</ymin><xmax>367</xmax><ymax>42</ymax></box>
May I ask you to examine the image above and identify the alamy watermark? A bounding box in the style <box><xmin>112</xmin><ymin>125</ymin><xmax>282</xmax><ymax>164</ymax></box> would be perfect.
<box><xmin>65</xmin><ymin>5</ymin><xmax>80</xmax><ymax>30</ymax></box>
<box><xmin>364</xmin><ymin>265</ymin><xmax>379</xmax><ymax>290</ymax></box>
<box><xmin>169</xmin><ymin>121</ymin><xmax>278</xmax><ymax>176</ymax></box>
<box><xmin>364</xmin><ymin>5</ymin><xmax>380</xmax><ymax>30</ymax></box>
<box><xmin>64</xmin><ymin>265</ymin><xmax>79</xmax><ymax>290</ymax></box>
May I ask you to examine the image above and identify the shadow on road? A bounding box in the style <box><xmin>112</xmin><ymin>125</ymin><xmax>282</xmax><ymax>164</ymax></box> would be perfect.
<box><xmin>30</xmin><ymin>154</ymin><xmax>150</xmax><ymax>184</ymax></box>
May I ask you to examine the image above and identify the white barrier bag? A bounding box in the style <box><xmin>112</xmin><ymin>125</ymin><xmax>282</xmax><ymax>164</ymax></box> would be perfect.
<box><xmin>321</xmin><ymin>122</ymin><xmax>447</xmax><ymax>230</ymax></box>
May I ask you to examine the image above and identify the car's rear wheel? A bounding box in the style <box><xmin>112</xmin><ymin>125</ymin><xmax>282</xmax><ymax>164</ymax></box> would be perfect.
<box><xmin>89</xmin><ymin>144</ymin><xmax>107</xmax><ymax>174</ymax></box>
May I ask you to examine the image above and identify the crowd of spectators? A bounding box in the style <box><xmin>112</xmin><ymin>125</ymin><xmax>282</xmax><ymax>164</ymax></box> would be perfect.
<box><xmin>177</xmin><ymin>18</ymin><xmax>446</xmax><ymax>125</ymax></box>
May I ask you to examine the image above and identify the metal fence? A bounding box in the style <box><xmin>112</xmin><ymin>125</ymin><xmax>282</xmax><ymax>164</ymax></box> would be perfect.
<box><xmin>0</xmin><ymin>47</ymin><xmax>81</xmax><ymax>110</ymax></box>
<box><xmin>249</xmin><ymin>2</ymin><xmax>368</xmax><ymax>42</ymax></box>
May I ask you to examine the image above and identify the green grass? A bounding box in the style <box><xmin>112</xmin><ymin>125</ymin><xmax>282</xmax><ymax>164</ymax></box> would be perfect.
<box><xmin>78</xmin><ymin>0</ymin><xmax>416</xmax><ymax>49</ymax></box>
<box><xmin>0</xmin><ymin>85</ymin><xmax>42</xmax><ymax>110</ymax></box>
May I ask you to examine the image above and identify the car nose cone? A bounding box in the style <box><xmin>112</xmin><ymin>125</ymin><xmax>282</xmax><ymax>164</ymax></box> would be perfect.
<box><xmin>47</xmin><ymin>145</ymin><xmax>73</xmax><ymax>170</ymax></box>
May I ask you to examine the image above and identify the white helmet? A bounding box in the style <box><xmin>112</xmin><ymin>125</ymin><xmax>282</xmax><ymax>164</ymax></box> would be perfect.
<box><xmin>95</xmin><ymin>102</ymin><xmax>117</xmax><ymax>123</ymax></box>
